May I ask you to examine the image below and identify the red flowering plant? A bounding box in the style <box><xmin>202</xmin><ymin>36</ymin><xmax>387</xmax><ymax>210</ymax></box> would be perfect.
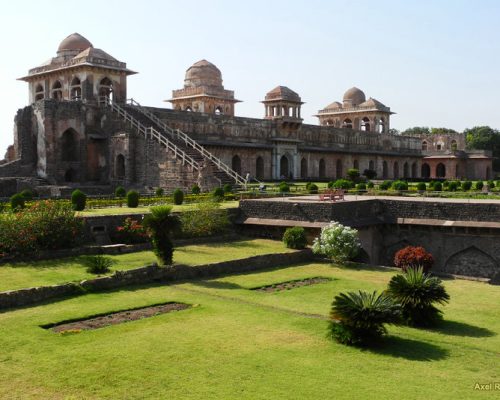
<box><xmin>393</xmin><ymin>246</ymin><xmax>434</xmax><ymax>273</ymax></box>
<box><xmin>112</xmin><ymin>217</ymin><xmax>150</xmax><ymax>244</ymax></box>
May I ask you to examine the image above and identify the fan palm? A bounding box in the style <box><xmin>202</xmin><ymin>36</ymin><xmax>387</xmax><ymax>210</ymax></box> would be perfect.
<box><xmin>386</xmin><ymin>267</ymin><xmax>450</xmax><ymax>327</ymax></box>
<box><xmin>143</xmin><ymin>205</ymin><xmax>180</xmax><ymax>265</ymax></box>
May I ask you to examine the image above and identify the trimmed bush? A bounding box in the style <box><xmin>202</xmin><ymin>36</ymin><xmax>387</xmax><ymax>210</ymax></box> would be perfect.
<box><xmin>379</xmin><ymin>180</ymin><xmax>392</xmax><ymax>190</ymax></box>
<box><xmin>487</xmin><ymin>180</ymin><xmax>495</xmax><ymax>189</ymax></box>
<box><xmin>279</xmin><ymin>181</ymin><xmax>290</xmax><ymax>193</ymax></box>
<box><xmin>71</xmin><ymin>189</ymin><xmax>86</xmax><ymax>211</ymax></box>
<box><xmin>356</xmin><ymin>182</ymin><xmax>366</xmax><ymax>190</ymax></box>
<box><xmin>367</xmin><ymin>181</ymin><xmax>374</xmax><ymax>189</ymax></box>
<box><xmin>312</xmin><ymin>221</ymin><xmax>360</xmax><ymax>263</ymax></box>
<box><xmin>475</xmin><ymin>181</ymin><xmax>484</xmax><ymax>190</ymax></box>
<box><xmin>20</xmin><ymin>189</ymin><xmax>34</xmax><ymax>201</ymax></box>
<box><xmin>416</xmin><ymin>182</ymin><xmax>426</xmax><ymax>191</ymax></box>
<box><xmin>363</xmin><ymin>169</ymin><xmax>377</xmax><ymax>180</ymax></box>
<box><xmin>283</xmin><ymin>227</ymin><xmax>307</xmax><ymax>249</ymax></box>
<box><xmin>347</xmin><ymin>168</ymin><xmax>360</xmax><ymax>181</ymax></box>
<box><xmin>179</xmin><ymin>201</ymin><xmax>229</xmax><ymax>238</ymax></box>
<box><xmin>330</xmin><ymin>291</ymin><xmax>401</xmax><ymax>345</ymax></box>
<box><xmin>327</xmin><ymin>181</ymin><xmax>335</xmax><ymax>188</ymax></box>
<box><xmin>433</xmin><ymin>182</ymin><xmax>442</xmax><ymax>191</ymax></box>
<box><xmin>223</xmin><ymin>183</ymin><xmax>233</xmax><ymax>193</ymax></box>
<box><xmin>126</xmin><ymin>190</ymin><xmax>140</xmax><ymax>208</ymax></box>
<box><xmin>391</xmin><ymin>180</ymin><xmax>408</xmax><ymax>191</ymax></box>
<box><xmin>143</xmin><ymin>205</ymin><xmax>180</xmax><ymax>265</ymax></box>
<box><xmin>155</xmin><ymin>187</ymin><xmax>164</xmax><ymax>197</ymax></box>
<box><xmin>305</xmin><ymin>182</ymin><xmax>313</xmax><ymax>190</ymax></box>
<box><xmin>394</xmin><ymin>245</ymin><xmax>434</xmax><ymax>273</ymax></box>
<box><xmin>85</xmin><ymin>255</ymin><xmax>114</xmax><ymax>274</ymax></box>
<box><xmin>115</xmin><ymin>186</ymin><xmax>126</xmax><ymax>198</ymax></box>
<box><xmin>308</xmin><ymin>183</ymin><xmax>319</xmax><ymax>194</ymax></box>
<box><xmin>173</xmin><ymin>189</ymin><xmax>184</xmax><ymax>205</ymax></box>
<box><xmin>332</xmin><ymin>179</ymin><xmax>353</xmax><ymax>190</ymax></box>
<box><xmin>461</xmin><ymin>181</ymin><xmax>472</xmax><ymax>191</ymax></box>
<box><xmin>212</xmin><ymin>187</ymin><xmax>225</xmax><ymax>201</ymax></box>
<box><xmin>443</xmin><ymin>180</ymin><xmax>449</xmax><ymax>189</ymax></box>
<box><xmin>387</xmin><ymin>267</ymin><xmax>450</xmax><ymax>327</ymax></box>
<box><xmin>448</xmin><ymin>181</ymin><xmax>460</xmax><ymax>191</ymax></box>
<box><xmin>191</xmin><ymin>185</ymin><xmax>201</xmax><ymax>195</ymax></box>
<box><xmin>10</xmin><ymin>193</ymin><xmax>25</xmax><ymax>211</ymax></box>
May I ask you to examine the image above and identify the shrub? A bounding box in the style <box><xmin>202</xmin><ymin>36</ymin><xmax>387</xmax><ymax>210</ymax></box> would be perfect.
<box><xmin>71</xmin><ymin>189</ymin><xmax>86</xmax><ymax>211</ymax></box>
<box><xmin>212</xmin><ymin>187</ymin><xmax>225</xmax><ymax>201</ymax></box>
<box><xmin>115</xmin><ymin>186</ymin><xmax>126</xmax><ymax>198</ymax></box>
<box><xmin>308</xmin><ymin>183</ymin><xmax>319</xmax><ymax>194</ymax></box>
<box><xmin>443</xmin><ymin>180</ymin><xmax>449</xmax><ymax>189</ymax></box>
<box><xmin>367</xmin><ymin>181</ymin><xmax>374</xmax><ymax>189</ymax></box>
<box><xmin>112</xmin><ymin>217</ymin><xmax>149</xmax><ymax>244</ymax></box>
<box><xmin>279</xmin><ymin>181</ymin><xmax>290</xmax><ymax>193</ymax></box>
<box><xmin>475</xmin><ymin>181</ymin><xmax>484</xmax><ymax>190</ymax></box>
<box><xmin>379</xmin><ymin>180</ymin><xmax>392</xmax><ymax>190</ymax></box>
<box><xmin>126</xmin><ymin>190</ymin><xmax>140</xmax><ymax>208</ymax></box>
<box><xmin>84</xmin><ymin>255</ymin><xmax>114</xmax><ymax>274</ymax></box>
<box><xmin>487</xmin><ymin>180</ymin><xmax>495</xmax><ymax>189</ymax></box>
<box><xmin>448</xmin><ymin>181</ymin><xmax>460</xmax><ymax>191</ymax></box>
<box><xmin>387</xmin><ymin>267</ymin><xmax>450</xmax><ymax>327</ymax></box>
<box><xmin>191</xmin><ymin>185</ymin><xmax>201</xmax><ymax>195</ymax></box>
<box><xmin>356</xmin><ymin>182</ymin><xmax>366</xmax><ymax>190</ymax></box>
<box><xmin>332</xmin><ymin>179</ymin><xmax>353</xmax><ymax>190</ymax></box>
<box><xmin>312</xmin><ymin>222</ymin><xmax>360</xmax><ymax>263</ymax></box>
<box><xmin>416</xmin><ymin>182</ymin><xmax>426</xmax><ymax>191</ymax></box>
<box><xmin>363</xmin><ymin>169</ymin><xmax>377</xmax><ymax>180</ymax></box>
<box><xmin>347</xmin><ymin>168</ymin><xmax>360</xmax><ymax>181</ymax></box>
<box><xmin>433</xmin><ymin>182</ymin><xmax>442</xmax><ymax>191</ymax></box>
<box><xmin>10</xmin><ymin>193</ymin><xmax>25</xmax><ymax>211</ymax></box>
<box><xmin>283</xmin><ymin>227</ymin><xmax>307</xmax><ymax>249</ymax></box>
<box><xmin>179</xmin><ymin>201</ymin><xmax>229</xmax><ymax>238</ymax></box>
<box><xmin>143</xmin><ymin>205</ymin><xmax>180</xmax><ymax>265</ymax></box>
<box><xmin>461</xmin><ymin>181</ymin><xmax>472</xmax><ymax>191</ymax></box>
<box><xmin>391</xmin><ymin>180</ymin><xmax>408</xmax><ymax>191</ymax></box>
<box><xmin>223</xmin><ymin>183</ymin><xmax>233</xmax><ymax>193</ymax></box>
<box><xmin>330</xmin><ymin>291</ymin><xmax>401</xmax><ymax>345</ymax></box>
<box><xmin>173</xmin><ymin>189</ymin><xmax>184</xmax><ymax>205</ymax></box>
<box><xmin>327</xmin><ymin>181</ymin><xmax>335</xmax><ymax>188</ymax></box>
<box><xmin>155</xmin><ymin>187</ymin><xmax>164</xmax><ymax>197</ymax></box>
<box><xmin>394</xmin><ymin>245</ymin><xmax>434</xmax><ymax>273</ymax></box>
<box><xmin>20</xmin><ymin>189</ymin><xmax>34</xmax><ymax>201</ymax></box>
<box><xmin>305</xmin><ymin>182</ymin><xmax>313</xmax><ymax>190</ymax></box>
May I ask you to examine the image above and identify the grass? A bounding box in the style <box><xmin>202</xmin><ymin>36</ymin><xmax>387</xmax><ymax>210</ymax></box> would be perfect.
<box><xmin>0</xmin><ymin>262</ymin><xmax>497</xmax><ymax>399</ymax></box>
<box><xmin>76</xmin><ymin>201</ymin><xmax>239</xmax><ymax>216</ymax></box>
<box><xmin>0</xmin><ymin>238</ymin><xmax>291</xmax><ymax>292</ymax></box>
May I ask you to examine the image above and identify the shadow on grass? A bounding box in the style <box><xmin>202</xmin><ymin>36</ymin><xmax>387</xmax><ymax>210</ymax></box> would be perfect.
<box><xmin>364</xmin><ymin>335</ymin><xmax>450</xmax><ymax>361</ymax></box>
<box><xmin>429</xmin><ymin>320</ymin><xmax>496</xmax><ymax>338</ymax></box>
<box><xmin>191</xmin><ymin>279</ymin><xmax>244</xmax><ymax>290</ymax></box>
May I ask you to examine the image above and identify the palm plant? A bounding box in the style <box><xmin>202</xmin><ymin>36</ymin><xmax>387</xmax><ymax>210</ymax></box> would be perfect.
<box><xmin>330</xmin><ymin>290</ymin><xmax>401</xmax><ymax>345</ymax></box>
<box><xmin>386</xmin><ymin>267</ymin><xmax>450</xmax><ymax>327</ymax></box>
<box><xmin>143</xmin><ymin>205</ymin><xmax>180</xmax><ymax>265</ymax></box>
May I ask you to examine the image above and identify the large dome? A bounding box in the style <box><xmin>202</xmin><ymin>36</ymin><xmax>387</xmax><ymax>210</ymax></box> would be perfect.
<box><xmin>57</xmin><ymin>33</ymin><xmax>93</xmax><ymax>54</ymax></box>
<box><xmin>184</xmin><ymin>60</ymin><xmax>223</xmax><ymax>88</ymax></box>
<box><xmin>343</xmin><ymin>87</ymin><xmax>366</xmax><ymax>106</ymax></box>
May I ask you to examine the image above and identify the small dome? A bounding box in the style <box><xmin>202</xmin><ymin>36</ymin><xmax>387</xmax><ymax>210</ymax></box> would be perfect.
<box><xmin>265</xmin><ymin>86</ymin><xmax>301</xmax><ymax>102</ymax></box>
<box><xmin>343</xmin><ymin>87</ymin><xmax>366</xmax><ymax>106</ymax></box>
<box><xmin>57</xmin><ymin>33</ymin><xmax>93</xmax><ymax>54</ymax></box>
<box><xmin>325</xmin><ymin>101</ymin><xmax>342</xmax><ymax>110</ymax></box>
<box><xmin>184</xmin><ymin>59</ymin><xmax>223</xmax><ymax>88</ymax></box>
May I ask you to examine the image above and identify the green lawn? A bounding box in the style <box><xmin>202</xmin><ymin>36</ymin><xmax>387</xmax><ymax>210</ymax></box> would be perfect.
<box><xmin>0</xmin><ymin>238</ymin><xmax>291</xmax><ymax>292</ymax></box>
<box><xmin>76</xmin><ymin>200</ymin><xmax>239</xmax><ymax>216</ymax></box>
<box><xmin>0</xmin><ymin>262</ymin><xmax>497</xmax><ymax>399</ymax></box>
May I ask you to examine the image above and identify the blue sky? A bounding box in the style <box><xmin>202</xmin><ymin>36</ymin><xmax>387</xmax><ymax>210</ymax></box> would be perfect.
<box><xmin>1</xmin><ymin>0</ymin><xmax>499</xmax><ymax>156</ymax></box>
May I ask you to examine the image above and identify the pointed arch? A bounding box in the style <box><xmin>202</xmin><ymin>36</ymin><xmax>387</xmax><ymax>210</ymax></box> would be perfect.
<box><xmin>436</xmin><ymin>163</ymin><xmax>446</xmax><ymax>178</ymax></box>
<box><xmin>61</xmin><ymin>129</ymin><xmax>79</xmax><ymax>161</ymax></box>
<box><xmin>52</xmin><ymin>80</ymin><xmax>63</xmax><ymax>100</ymax></box>
<box><xmin>115</xmin><ymin>154</ymin><xmax>125</xmax><ymax>179</ymax></box>
<box><xmin>319</xmin><ymin>158</ymin><xmax>326</xmax><ymax>179</ymax></box>
<box><xmin>255</xmin><ymin>156</ymin><xmax>264</xmax><ymax>180</ymax></box>
<box><xmin>336</xmin><ymin>159</ymin><xmax>343</xmax><ymax>179</ymax></box>
<box><xmin>232</xmin><ymin>155</ymin><xmax>242</xmax><ymax>175</ymax></box>
<box><xmin>445</xmin><ymin>246</ymin><xmax>497</xmax><ymax>278</ymax></box>
<box><xmin>300</xmin><ymin>157</ymin><xmax>308</xmax><ymax>179</ymax></box>
<box><xmin>421</xmin><ymin>163</ymin><xmax>431</xmax><ymax>178</ymax></box>
<box><xmin>403</xmin><ymin>162</ymin><xmax>409</xmax><ymax>178</ymax></box>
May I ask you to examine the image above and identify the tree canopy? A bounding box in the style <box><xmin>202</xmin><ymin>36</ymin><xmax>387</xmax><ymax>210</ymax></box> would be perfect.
<box><xmin>464</xmin><ymin>126</ymin><xmax>500</xmax><ymax>170</ymax></box>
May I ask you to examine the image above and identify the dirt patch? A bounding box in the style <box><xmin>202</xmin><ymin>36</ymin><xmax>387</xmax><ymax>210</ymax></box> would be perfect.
<box><xmin>47</xmin><ymin>303</ymin><xmax>191</xmax><ymax>333</ymax></box>
<box><xmin>252</xmin><ymin>277</ymin><xmax>331</xmax><ymax>293</ymax></box>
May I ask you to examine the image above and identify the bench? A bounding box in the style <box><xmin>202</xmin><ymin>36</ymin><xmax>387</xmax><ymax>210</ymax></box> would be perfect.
<box><xmin>319</xmin><ymin>189</ymin><xmax>345</xmax><ymax>202</ymax></box>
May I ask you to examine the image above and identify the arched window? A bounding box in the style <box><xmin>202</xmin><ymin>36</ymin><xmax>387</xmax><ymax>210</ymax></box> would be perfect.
<box><xmin>232</xmin><ymin>155</ymin><xmax>242</xmax><ymax>175</ymax></box>
<box><xmin>52</xmin><ymin>81</ymin><xmax>63</xmax><ymax>100</ymax></box>
<box><xmin>61</xmin><ymin>129</ymin><xmax>79</xmax><ymax>161</ymax></box>
<box><xmin>422</xmin><ymin>141</ymin><xmax>428</xmax><ymax>151</ymax></box>
<box><xmin>382</xmin><ymin>161</ymin><xmax>388</xmax><ymax>179</ymax></box>
<box><xmin>378</xmin><ymin>117</ymin><xmax>385</xmax><ymax>133</ymax></box>
<box><xmin>300</xmin><ymin>157</ymin><xmax>308</xmax><ymax>179</ymax></box>
<box><xmin>255</xmin><ymin>156</ymin><xmax>264</xmax><ymax>180</ymax></box>
<box><xmin>353</xmin><ymin>159</ymin><xmax>359</xmax><ymax>170</ymax></box>
<box><xmin>215</xmin><ymin>106</ymin><xmax>223</xmax><ymax>115</ymax></box>
<box><xmin>393</xmin><ymin>161</ymin><xmax>400</xmax><ymax>179</ymax></box>
<box><xmin>98</xmin><ymin>77</ymin><xmax>113</xmax><ymax>103</ymax></box>
<box><xmin>185</xmin><ymin>106</ymin><xmax>192</xmax><ymax>112</ymax></box>
<box><xmin>343</xmin><ymin>119</ymin><xmax>353</xmax><ymax>129</ymax></box>
<box><xmin>369</xmin><ymin>160</ymin><xmax>375</xmax><ymax>171</ymax></box>
<box><xmin>437</xmin><ymin>142</ymin><xmax>444</xmax><ymax>151</ymax></box>
<box><xmin>115</xmin><ymin>154</ymin><xmax>125</xmax><ymax>179</ymax></box>
<box><xmin>319</xmin><ymin>159</ymin><xmax>326</xmax><ymax>179</ymax></box>
<box><xmin>280</xmin><ymin>155</ymin><xmax>290</xmax><ymax>179</ymax></box>
<box><xmin>411</xmin><ymin>162</ymin><xmax>417</xmax><ymax>178</ymax></box>
<box><xmin>403</xmin><ymin>162</ymin><xmax>409</xmax><ymax>178</ymax></box>
<box><xmin>35</xmin><ymin>84</ymin><xmax>44</xmax><ymax>101</ymax></box>
<box><xmin>436</xmin><ymin>163</ymin><xmax>446</xmax><ymax>178</ymax></box>
<box><xmin>451</xmin><ymin>140</ymin><xmax>458</xmax><ymax>151</ymax></box>
<box><xmin>361</xmin><ymin>117</ymin><xmax>370</xmax><ymax>131</ymax></box>
<box><xmin>421</xmin><ymin>163</ymin><xmax>431</xmax><ymax>178</ymax></box>
<box><xmin>336</xmin><ymin>159</ymin><xmax>343</xmax><ymax>178</ymax></box>
<box><xmin>70</xmin><ymin>77</ymin><xmax>81</xmax><ymax>100</ymax></box>
<box><xmin>326</xmin><ymin>119</ymin><xmax>334</xmax><ymax>126</ymax></box>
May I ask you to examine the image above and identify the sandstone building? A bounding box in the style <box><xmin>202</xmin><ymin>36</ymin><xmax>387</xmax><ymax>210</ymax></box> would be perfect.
<box><xmin>0</xmin><ymin>33</ymin><xmax>493</xmax><ymax>195</ymax></box>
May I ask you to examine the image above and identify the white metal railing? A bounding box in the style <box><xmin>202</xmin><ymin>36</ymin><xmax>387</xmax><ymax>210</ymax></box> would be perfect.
<box><xmin>127</xmin><ymin>98</ymin><xmax>249</xmax><ymax>187</ymax></box>
<box><xmin>103</xmin><ymin>99</ymin><xmax>200</xmax><ymax>171</ymax></box>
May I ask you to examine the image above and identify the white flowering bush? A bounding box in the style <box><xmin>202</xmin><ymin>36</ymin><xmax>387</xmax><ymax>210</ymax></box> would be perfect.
<box><xmin>312</xmin><ymin>222</ymin><xmax>360</xmax><ymax>263</ymax></box>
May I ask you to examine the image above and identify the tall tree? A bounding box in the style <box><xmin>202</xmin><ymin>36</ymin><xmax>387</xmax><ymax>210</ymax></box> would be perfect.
<box><xmin>465</xmin><ymin>126</ymin><xmax>500</xmax><ymax>171</ymax></box>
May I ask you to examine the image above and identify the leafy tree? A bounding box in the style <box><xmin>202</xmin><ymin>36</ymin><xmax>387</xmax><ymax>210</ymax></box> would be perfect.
<box><xmin>430</xmin><ymin>127</ymin><xmax>458</xmax><ymax>135</ymax></box>
<box><xmin>388</xmin><ymin>128</ymin><xmax>400</xmax><ymax>135</ymax></box>
<box><xmin>283</xmin><ymin>227</ymin><xmax>307</xmax><ymax>249</ymax></box>
<box><xmin>464</xmin><ymin>126</ymin><xmax>500</xmax><ymax>170</ymax></box>
<box><xmin>401</xmin><ymin>127</ymin><xmax>431</xmax><ymax>136</ymax></box>
<box><xmin>143</xmin><ymin>205</ymin><xmax>180</xmax><ymax>265</ymax></box>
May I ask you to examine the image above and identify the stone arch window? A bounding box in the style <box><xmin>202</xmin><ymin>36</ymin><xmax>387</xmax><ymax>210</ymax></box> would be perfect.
<box><xmin>185</xmin><ymin>106</ymin><xmax>192</xmax><ymax>112</ymax></box>
<box><xmin>451</xmin><ymin>140</ymin><xmax>458</xmax><ymax>151</ymax></box>
<box><xmin>403</xmin><ymin>162</ymin><xmax>409</xmax><ymax>178</ymax></box>
<box><xmin>300</xmin><ymin>157</ymin><xmax>308</xmax><ymax>179</ymax></box>
<box><xmin>336</xmin><ymin>159</ymin><xmax>343</xmax><ymax>178</ymax></box>
<box><xmin>436</xmin><ymin>163</ymin><xmax>446</xmax><ymax>178</ymax></box>
<box><xmin>52</xmin><ymin>80</ymin><xmax>63</xmax><ymax>100</ymax></box>
<box><xmin>421</xmin><ymin>163</ymin><xmax>431</xmax><ymax>178</ymax></box>
<box><xmin>436</xmin><ymin>141</ymin><xmax>444</xmax><ymax>151</ymax></box>
<box><xmin>61</xmin><ymin>129</ymin><xmax>79</xmax><ymax>161</ymax></box>
<box><xmin>343</xmin><ymin>118</ymin><xmax>353</xmax><ymax>129</ymax></box>
<box><xmin>393</xmin><ymin>161</ymin><xmax>400</xmax><ymax>179</ymax></box>
<box><xmin>115</xmin><ymin>154</ymin><xmax>125</xmax><ymax>179</ymax></box>
<box><xmin>280</xmin><ymin>155</ymin><xmax>291</xmax><ymax>179</ymax></box>
<box><xmin>361</xmin><ymin>117</ymin><xmax>370</xmax><ymax>131</ymax></box>
<box><xmin>369</xmin><ymin>160</ymin><xmax>375</xmax><ymax>171</ymax></box>
<box><xmin>411</xmin><ymin>162</ymin><xmax>417</xmax><ymax>178</ymax></box>
<box><xmin>422</xmin><ymin>141</ymin><xmax>428</xmax><ymax>151</ymax></box>
<box><xmin>319</xmin><ymin>159</ymin><xmax>326</xmax><ymax>178</ymax></box>
<box><xmin>378</xmin><ymin>117</ymin><xmax>385</xmax><ymax>133</ymax></box>
<box><xmin>35</xmin><ymin>84</ymin><xmax>44</xmax><ymax>101</ymax></box>
<box><xmin>70</xmin><ymin>77</ymin><xmax>82</xmax><ymax>100</ymax></box>
<box><xmin>215</xmin><ymin>106</ymin><xmax>223</xmax><ymax>115</ymax></box>
<box><xmin>382</xmin><ymin>161</ymin><xmax>388</xmax><ymax>179</ymax></box>
<box><xmin>255</xmin><ymin>156</ymin><xmax>264</xmax><ymax>180</ymax></box>
<box><xmin>353</xmin><ymin>159</ymin><xmax>359</xmax><ymax>170</ymax></box>
<box><xmin>232</xmin><ymin>155</ymin><xmax>242</xmax><ymax>175</ymax></box>
<box><xmin>98</xmin><ymin>77</ymin><xmax>113</xmax><ymax>103</ymax></box>
<box><xmin>325</xmin><ymin>119</ymin><xmax>334</xmax><ymax>126</ymax></box>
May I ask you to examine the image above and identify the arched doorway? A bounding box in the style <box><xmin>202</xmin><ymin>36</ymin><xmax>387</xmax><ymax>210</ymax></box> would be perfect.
<box><xmin>232</xmin><ymin>155</ymin><xmax>242</xmax><ymax>175</ymax></box>
<box><xmin>436</xmin><ymin>163</ymin><xmax>446</xmax><ymax>178</ymax></box>
<box><xmin>369</xmin><ymin>160</ymin><xmax>375</xmax><ymax>171</ymax></box>
<box><xmin>403</xmin><ymin>162</ymin><xmax>409</xmax><ymax>178</ymax></box>
<box><xmin>280</xmin><ymin>155</ymin><xmax>291</xmax><ymax>179</ymax></box>
<box><xmin>421</xmin><ymin>163</ymin><xmax>431</xmax><ymax>178</ymax></box>
<box><xmin>343</xmin><ymin>119</ymin><xmax>353</xmax><ymax>129</ymax></box>
<box><xmin>52</xmin><ymin>81</ymin><xmax>63</xmax><ymax>100</ymax></box>
<box><xmin>255</xmin><ymin>156</ymin><xmax>264</xmax><ymax>180</ymax></box>
<box><xmin>393</xmin><ymin>162</ymin><xmax>399</xmax><ymax>179</ymax></box>
<box><xmin>411</xmin><ymin>162</ymin><xmax>417</xmax><ymax>178</ymax></box>
<box><xmin>300</xmin><ymin>157</ymin><xmax>308</xmax><ymax>179</ymax></box>
<box><xmin>98</xmin><ymin>77</ymin><xmax>113</xmax><ymax>103</ymax></box>
<box><xmin>115</xmin><ymin>154</ymin><xmax>125</xmax><ymax>179</ymax></box>
<box><xmin>336</xmin><ymin>159</ymin><xmax>343</xmax><ymax>178</ymax></box>
<box><xmin>35</xmin><ymin>84</ymin><xmax>44</xmax><ymax>101</ymax></box>
<box><xmin>319</xmin><ymin>159</ymin><xmax>326</xmax><ymax>179</ymax></box>
<box><xmin>70</xmin><ymin>77</ymin><xmax>82</xmax><ymax>100</ymax></box>
<box><xmin>382</xmin><ymin>161</ymin><xmax>388</xmax><ymax>179</ymax></box>
<box><xmin>361</xmin><ymin>117</ymin><xmax>370</xmax><ymax>131</ymax></box>
<box><xmin>61</xmin><ymin>129</ymin><xmax>79</xmax><ymax>161</ymax></box>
